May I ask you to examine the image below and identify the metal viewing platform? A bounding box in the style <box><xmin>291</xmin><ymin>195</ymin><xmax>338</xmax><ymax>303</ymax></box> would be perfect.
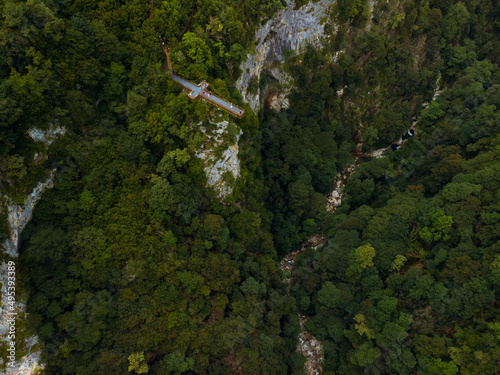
<box><xmin>159</xmin><ymin>36</ymin><xmax>245</xmax><ymax>118</ymax></box>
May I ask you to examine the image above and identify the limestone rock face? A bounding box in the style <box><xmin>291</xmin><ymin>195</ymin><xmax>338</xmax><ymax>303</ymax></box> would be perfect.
<box><xmin>0</xmin><ymin>172</ymin><xmax>56</xmax><ymax>374</ymax></box>
<box><xmin>27</xmin><ymin>124</ymin><xmax>66</xmax><ymax>147</ymax></box>
<box><xmin>236</xmin><ymin>0</ymin><xmax>331</xmax><ymax>111</ymax></box>
<box><xmin>0</xmin><ymin>261</ymin><xmax>42</xmax><ymax>374</ymax></box>
<box><xmin>28</xmin><ymin>124</ymin><xmax>66</xmax><ymax>164</ymax></box>
<box><xmin>2</xmin><ymin>171</ymin><xmax>56</xmax><ymax>258</ymax></box>
<box><xmin>262</xmin><ymin>67</ymin><xmax>292</xmax><ymax>111</ymax></box>
<box><xmin>0</xmin><ymin>122</ymin><xmax>66</xmax><ymax>374</ymax></box>
<box><xmin>195</xmin><ymin>118</ymin><xmax>242</xmax><ymax>198</ymax></box>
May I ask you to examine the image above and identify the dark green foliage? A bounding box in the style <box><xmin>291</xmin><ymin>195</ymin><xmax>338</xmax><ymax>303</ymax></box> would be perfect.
<box><xmin>281</xmin><ymin>0</ymin><xmax>500</xmax><ymax>373</ymax></box>
<box><xmin>0</xmin><ymin>0</ymin><xmax>297</xmax><ymax>373</ymax></box>
<box><xmin>1</xmin><ymin>0</ymin><xmax>499</xmax><ymax>374</ymax></box>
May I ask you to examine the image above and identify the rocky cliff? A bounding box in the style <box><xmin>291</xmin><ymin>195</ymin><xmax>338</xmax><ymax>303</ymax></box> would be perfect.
<box><xmin>196</xmin><ymin>117</ymin><xmax>242</xmax><ymax>198</ymax></box>
<box><xmin>0</xmin><ymin>173</ymin><xmax>55</xmax><ymax>374</ymax></box>
<box><xmin>0</xmin><ymin>124</ymin><xmax>65</xmax><ymax>374</ymax></box>
<box><xmin>236</xmin><ymin>0</ymin><xmax>332</xmax><ymax>111</ymax></box>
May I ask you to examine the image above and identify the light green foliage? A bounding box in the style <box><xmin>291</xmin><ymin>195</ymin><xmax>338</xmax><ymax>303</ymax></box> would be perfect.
<box><xmin>166</xmin><ymin>149</ymin><xmax>191</xmax><ymax>168</ymax></box>
<box><xmin>420</xmin><ymin>102</ymin><xmax>444</xmax><ymax>128</ymax></box>
<box><xmin>347</xmin><ymin>244</ymin><xmax>375</xmax><ymax>278</ymax></box>
<box><xmin>441</xmin><ymin>182</ymin><xmax>482</xmax><ymax>202</ymax></box>
<box><xmin>417</xmin><ymin>356</ymin><xmax>458</xmax><ymax>375</ymax></box>
<box><xmin>354</xmin><ymin>314</ymin><xmax>375</xmax><ymax>339</ymax></box>
<box><xmin>488</xmin><ymin>322</ymin><xmax>500</xmax><ymax>340</ymax></box>
<box><xmin>128</xmin><ymin>352</ymin><xmax>148</xmax><ymax>374</ymax></box>
<box><xmin>173</xmin><ymin>32</ymin><xmax>213</xmax><ymax>80</ymax></box>
<box><xmin>389</xmin><ymin>13</ymin><xmax>406</xmax><ymax>29</ymax></box>
<box><xmin>419</xmin><ymin>209</ymin><xmax>453</xmax><ymax>243</ymax></box>
<box><xmin>354</xmin><ymin>244</ymin><xmax>375</xmax><ymax>270</ymax></box>
<box><xmin>391</xmin><ymin>255</ymin><xmax>406</xmax><ymax>272</ymax></box>
<box><xmin>79</xmin><ymin>189</ymin><xmax>95</xmax><ymax>212</ymax></box>
<box><xmin>162</xmin><ymin>230</ymin><xmax>177</xmax><ymax>247</ymax></box>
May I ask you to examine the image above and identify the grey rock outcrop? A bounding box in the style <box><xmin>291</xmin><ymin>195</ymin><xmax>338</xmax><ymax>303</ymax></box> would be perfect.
<box><xmin>236</xmin><ymin>0</ymin><xmax>332</xmax><ymax>111</ymax></box>
<box><xmin>195</xmin><ymin>118</ymin><xmax>242</xmax><ymax>198</ymax></box>
<box><xmin>2</xmin><ymin>171</ymin><xmax>56</xmax><ymax>258</ymax></box>
<box><xmin>0</xmin><ymin>172</ymin><xmax>56</xmax><ymax>374</ymax></box>
<box><xmin>0</xmin><ymin>123</ymin><xmax>65</xmax><ymax>374</ymax></box>
<box><xmin>0</xmin><ymin>261</ymin><xmax>42</xmax><ymax>374</ymax></box>
<box><xmin>27</xmin><ymin>124</ymin><xmax>66</xmax><ymax>147</ymax></box>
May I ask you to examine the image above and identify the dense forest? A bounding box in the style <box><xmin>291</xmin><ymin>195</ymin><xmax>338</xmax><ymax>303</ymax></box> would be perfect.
<box><xmin>0</xmin><ymin>0</ymin><xmax>499</xmax><ymax>374</ymax></box>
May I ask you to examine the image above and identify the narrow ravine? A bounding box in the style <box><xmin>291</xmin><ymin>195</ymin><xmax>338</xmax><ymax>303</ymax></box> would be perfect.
<box><xmin>279</xmin><ymin>161</ymin><xmax>356</xmax><ymax>375</ymax></box>
<box><xmin>279</xmin><ymin>140</ymin><xmax>400</xmax><ymax>375</ymax></box>
<box><xmin>280</xmin><ymin>77</ymin><xmax>442</xmax><ymax>374</ymax></box>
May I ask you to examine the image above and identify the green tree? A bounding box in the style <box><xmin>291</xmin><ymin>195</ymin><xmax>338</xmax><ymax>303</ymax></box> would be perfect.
<box><xmin>348</xmin><ymin>342</ymin><xmax>381</xmax><ymax>367</ymax></box>
<box><xmin>442</xmin><ymin>2</ymin><xmax>470</xmax><ymax>42</ymax></box>
<box><xmin>354</xmin><ymin>314</ymin><xmax>375</xmax><ymax>339</ymax></box>
<box><xmin>391</xmin><ymin>255</ymin><xmax>406</xmax><ymax>272</ymax></box>
<box><xmin>317</xmin><ymin>282</ymin><xmax>341</xmax><ymax>309</ymax></box>
<box><xmin>240</xmin><ymin>276</ymin><xmax>266</xmax><ymax>296</ymax></box>
<box><xmin>162</xmin><ymin>230</ymin><xmax>177</xmax><ymax>247</ymax></box>
<box><xmin>128</xmin><ymin>352</ymin><xmax>148</xmax><ymax>374</ymax></box>
<box><xmin>441</xmin><ymin>182</ymin><xmax>482</xmax><ymax>203</ymax></box>
<box><xmin>173</xmin><ymin>32</ymin><xmax>214</xmax><ymax>80</ymax></box>
<box><xmin>149</xmin><ymin>177</ymin><xmax>180</xmax><ymax>217</ymax></box>
<box><xmin>102</xmin><ymin>62</ymin><xmax>126</xmax><ymax>100</ymax></box>
<box><xmin>337</xmin><ymin>0</ymin><xmax>364</xmax><ymax>20</ymax></box>
<box><xmin>162</xmin><ymin>350</ymin><xmax>194</xmax><ymax>375</ymax></box>
<box><xmin>4</xmin><ymin>155</ymin><xmax>27</xmax><ymax>182</ymax></box>
<box><xmin>362</xmin><ymin>126</ymin><xmax>379</xmax><ymax>151</ymax></box>
<box><xmin>376</xmin><ymin>322</ymin><xmax>407</xmax><ymax>347</ymax></box>
<box><xmin>288</xmin><ymin>179</ymin><xmax>313</xmax><ymax>212</ymax></box>
<box><xmin>346</xmin><ymin>244</ymin><xmax>375</xmax><ymax>278</ymax></box>
<box><xmin>419</xmin><ymin>209</ymin><xmax>453</xmax><ymax>243</ymax></box>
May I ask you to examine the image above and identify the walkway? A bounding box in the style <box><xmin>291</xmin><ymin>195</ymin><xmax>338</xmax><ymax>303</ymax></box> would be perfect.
<box><xmin>159</xmin><ymin>36</ymin><xmax>245</xmax><ymax>118</ymax></box>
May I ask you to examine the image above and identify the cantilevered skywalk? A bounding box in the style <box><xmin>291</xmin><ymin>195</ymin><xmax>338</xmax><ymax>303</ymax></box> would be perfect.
<box><xmin>159</xmin><ymin>36</ymin><xmax>245</xmax><ymax>118</ymax></box>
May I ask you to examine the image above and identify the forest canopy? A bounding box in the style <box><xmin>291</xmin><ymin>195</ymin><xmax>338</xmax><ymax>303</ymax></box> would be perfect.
<box><xmin>0</xmin><ymin>0</ymin><xmax>499</xmax><ymax>374</ymax></box>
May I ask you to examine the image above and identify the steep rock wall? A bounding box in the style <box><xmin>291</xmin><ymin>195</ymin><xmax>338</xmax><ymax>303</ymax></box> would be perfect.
<box><xmin>0</xmin><ymin>173</ymin><xmax>55</xmax><ymax>374</ymax></box>
<box><xmin>236</xmin><ymin>0</ymin><xmax>332</xmax><ymax>111</ymax></box>
<box><xmin>2</xmin><ymin>171</ymin><xmax>56</xmax><ymax>258</ymax></box>
<box><xmin>195</xmin><ymin>118</ymin><xmax>242</xmax><ymax>198</ymax></box>
<box><xmin>0</xmin><ymin>125</ymin><xmax>65</xmax><ymax>374</ymax></box>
